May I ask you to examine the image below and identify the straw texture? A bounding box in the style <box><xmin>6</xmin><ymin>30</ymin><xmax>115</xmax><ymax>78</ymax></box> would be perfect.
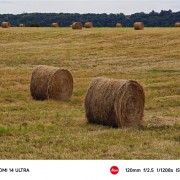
<box><xmin>30</xmin><ymin>65</ymin><xmax>73</xmax><ymax>101</ymax></box>
<box><xmin>84</xmin><ymin>77</ymin><xmax>145</xmax><ymax>128</ymax></box>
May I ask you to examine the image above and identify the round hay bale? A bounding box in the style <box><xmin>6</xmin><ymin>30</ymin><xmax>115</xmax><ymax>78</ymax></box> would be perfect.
<box><xmin>134</xmin><ymin>22</ymin><xmax>144</xmax><ymax>30</ymax></box>
<box><xmin>116</xmin><ymin>23</ymin><xmax>123</xmax><ymax>28</ymax></box>
<box><xmin>175</xmin><ymin>22</ymin><xmax>180</xmax><ymax>27</ymax></box>
<box><xmin>84</xmin><ymin>22</ymin><xmax>93</xmax><ymax>28</ymax></box>
<box><xmin>84</xmin><ymin>77</ymin><xmax>145</xmax><ymax>128</ymax></box>
<box><xmin>1</xmin><ymin>22</ymin><xmax>10</xmax><ymax>28</ymax></box>
<box><xmin>51</xmin><ymin>23</ymin><xmax>59</xmax><ymax>27</ymax></box>
<box><xmin>72</xmin><ymin>22</ymin><xmax>83</xmax><ymax>29</ymax></box>
<box><xmin>30</xmin><ymin>65</ymin><xmax>73</xmax><ymax>101</ymax></box>
<box><xmin>19</xmin><ymin>23</ymin><xmax>25</xmax><ymax>27</ymax></box>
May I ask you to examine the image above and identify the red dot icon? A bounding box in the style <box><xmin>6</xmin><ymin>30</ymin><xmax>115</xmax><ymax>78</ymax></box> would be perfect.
<box><xmin>110</xmin><ymin>166</ymin><xmax>119</xmax><ymax>175</ymax></box>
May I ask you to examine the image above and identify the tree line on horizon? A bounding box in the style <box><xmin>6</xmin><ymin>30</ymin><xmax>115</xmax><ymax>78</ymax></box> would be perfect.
<box><xmin>0</xmin><ymin>10</ymin><xmax>179</xmax><ymax>27</ymax></box>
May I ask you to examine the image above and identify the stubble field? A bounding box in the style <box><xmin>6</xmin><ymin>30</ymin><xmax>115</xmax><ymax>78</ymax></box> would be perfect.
<box><xmin>0</xmin><ymin>27</ymin><xmax>179</xmax><ymax>159</ymax></box>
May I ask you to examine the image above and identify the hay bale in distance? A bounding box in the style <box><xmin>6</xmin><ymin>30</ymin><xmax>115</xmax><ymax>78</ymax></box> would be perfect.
<box><xmin>116</xmin><ymin>23</ymin><xmax>123</xmax><ymax>28</ymax></box>
<box><xmin>84</xmin><ymin>77</ymin><xmax>145</xmax><ymax>128</ymax></box>
<box><xmin>175</xmin><ymin>22</ymin><xmax>180</xmax><ymax>27</ymax></box>
<box><xmin>1</xmin><ymin>22</ymin><xmax>10</xmax><ymax>28</ymax></box>
<box><xmin>84</xmin><ymin>22</ymin><xmax>93</xmax><ymax>28</ymax></box>
<box><xmin>30</xmin><ymin>65</ymin><xmax>73</xmax><ymax>101</ymax></box>
<box><xmin>51</xmin><ymin>23</ymin><xmax>59</xmax><ymax>27</ymax></box>
<box><xmin>134</xmin><ymin>22</ymin><xmax>144</xmax><ymax>30</ymax></box>
<box><xmin>72</xmin><ymin>22</ymin><xmax>83</xmax><ymax>29</ymax></box>
<box><xmin>19</xmin><ymin>23</ymin><xmax>25</xmax><ymax>27</ymax></box>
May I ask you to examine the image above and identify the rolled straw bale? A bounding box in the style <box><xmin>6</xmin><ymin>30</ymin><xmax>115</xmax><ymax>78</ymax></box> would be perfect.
<box><xmin>51</xmin><ymin>23</ymin><xmax>59</xmax><ymax>27</ymax></box>
<box><xmin>134</xmin><ymin>22</ymin><xmax>144</xmax><ymax>30</ymax></box>
<box><xmin>84</xmin><ymin>22</ymin><xmax>93</xmax><ymax>28</ymax></box>
<box><xmin>30</xmin><ymin>65</ymin><xmax>73</xmax><ymax>101</ymax></box>
<box><xmin>19</xmin><ymin>23</ymin><xmax>25</xmax><ymax>27</ymax></box>
<box><xmin>72</xmin><ymin>22</ymin><xmax>83</xmax><ymax>29</ymax></box>
<box><xmin>116</xmin><ymin>23</ymin><xmax>123</xmax><ymax>28</ymax></box>
<box><xmin>1</xmin><ymin>22</ymin><xmax>10</xmax><ymax>28</ymax></box>
<box><xmin>175</xmin><ymin>22</ymin><xmax>180</xmax><ymax>27</ymax></box>
<box><xmin>84</xmin><ymin>77</ymin><xmax>145</xmax><ymax>128</ymax></box>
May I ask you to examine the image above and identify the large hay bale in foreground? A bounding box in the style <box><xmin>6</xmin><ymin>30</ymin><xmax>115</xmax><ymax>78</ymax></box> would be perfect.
<box><xmin>116</xmin><ymin>23</ymin><xmax>123</xmax><ymax>28</ymax></box>
<box><xmin>1</xmin><ymin>22</ymin><xmax>10</xmax><ymax>28</ymax></box>
<box><xmin>134</xmin><ymin>22</ymin><xmax>144</xmax><ymax>30</ymax></box>
<box><xmin>19</xmin><ymin>23</ymin><xmax>25</xmax><ymax>27</ymax></box>
<box><xmin>72</xmin><ymin>22</ymin><xmax>83</xmax><ymax>29</ymax></box>
<box><xmin>30</xmin><ymin>65</ymin><xmax>73</xmax><ymax>101</ymax></box>
<box><xmin>84</xmin><ymin>22</ymin><xmax>93</xmax><ymax>28</ymax></box>
<box><xmin>51</xmin><ymin>23</ymin><xmax>59</xmax><ymax>27</ymax></box>
<box><xmin>84</xmin><ymin>77</ymin><xmax>145</xmax><ymax>128</ymax></box>
<box><xmin>175</xmin><ymin>22</ymin><xmax>180</xmax><ymax>27</ymax></box>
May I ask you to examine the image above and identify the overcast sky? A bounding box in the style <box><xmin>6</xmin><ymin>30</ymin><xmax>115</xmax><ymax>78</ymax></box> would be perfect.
<box><xmin>0</xmin><ymin>0</ymin><xmax>179</xmax><ymax>15</ymax></box>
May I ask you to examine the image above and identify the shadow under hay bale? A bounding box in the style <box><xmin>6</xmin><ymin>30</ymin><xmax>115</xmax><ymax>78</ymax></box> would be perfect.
<box><xmin>51</xmin><ymin>23</ymin><xmax>59</xmax><ymax>27</ymax></box>
<box><xmin>84</xmin><ymin>22</ymin><xmax>93</xmax><ymax>28</ymax></box>
<box><xmin>134</xmin><ymin>22</ymin><xmax>144</xmax><ymax>30</ymax></box>
<box><xmin>1</xmin><ymin>22</ymin><xmax>10</xmax><ymax>28</ymax></box>
<box><xmin>116</xmin><ymin>23</ymin><xmax>123</xmax><ymax>28</ymax></box>
<box><xmin>72</xmin><ymin>22</ymin><xmax>83</xmax><ymax>29</ymax></box>
<box><xmin>84</xmin><ymin>77</ymin><xmax>145</xmax><ymax>128</ymax></box>
<box><xmin>175</xmin><ymin>22</ymin><xmax>180</xmax><ymax>27</ymax></box>
<box><xmin>30</xmin><ymin>65</ymin><xmax>73</xmax><ymax>101</ymax></box>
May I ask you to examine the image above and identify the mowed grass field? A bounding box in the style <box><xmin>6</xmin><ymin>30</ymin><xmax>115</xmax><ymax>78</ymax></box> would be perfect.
<box><xmin>0</xmin><ymin>27</ymin><xmax>179</xmax><ymax>159</ymax></box>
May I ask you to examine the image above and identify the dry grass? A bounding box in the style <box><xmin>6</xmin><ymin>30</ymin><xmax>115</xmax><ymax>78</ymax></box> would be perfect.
<box><xmin>0</xmin><ymin>27</ymin><xmax>179</xmax><ymax>159</ymax></box>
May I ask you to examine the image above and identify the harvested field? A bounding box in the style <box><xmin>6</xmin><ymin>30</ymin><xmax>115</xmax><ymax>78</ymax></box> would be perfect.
<box><xmin>0</xmin><ymin>27</ymin><xmax>179</xmax><ymax>159</ymax></box>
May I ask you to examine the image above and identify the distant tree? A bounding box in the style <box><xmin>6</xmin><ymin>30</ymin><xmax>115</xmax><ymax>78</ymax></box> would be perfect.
<box><xmin>0</xmin><ymin>10</ymin><xmax>179</xmax><ymax>27</ymax></box>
